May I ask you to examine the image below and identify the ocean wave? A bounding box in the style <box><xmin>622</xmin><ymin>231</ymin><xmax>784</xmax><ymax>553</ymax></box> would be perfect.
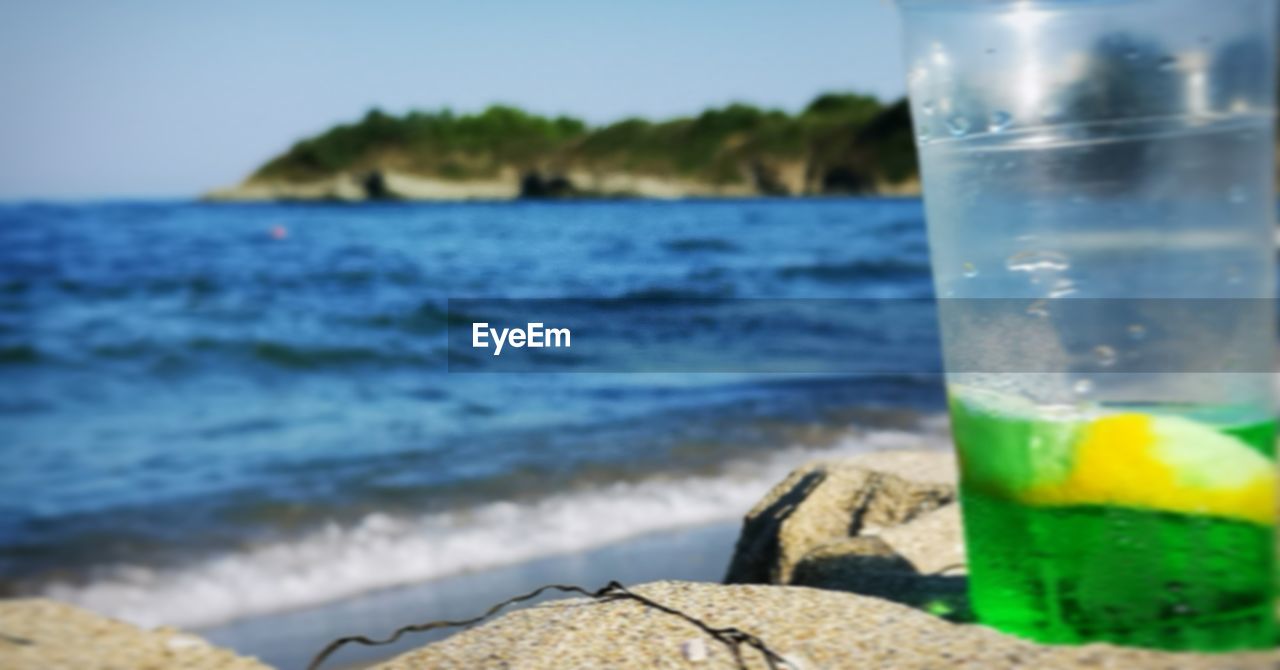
<box><xmin>32</xmin><ymin>263</ymin><xmax>422</xmax><ymax>302</ymax></box>
<box><xmin>64</xmin><ymin>336</ymin><xmax>440</xmax><ymax>371</ymax></box>
<box><xmin>879</xmin><ymin>217</ymin><xmax>927</xmax><ymax>234</ymax></box>
<box><xmin>614</xmin><ymin>285</ymin><xmax>736</xmax><ymax>301</ymax></box>
<box><xmin>248</xmin><ymin>340</ymin><xmax>426</xmax><ymax>370</ymax></box>
<box><xmin>40</xmin><ymin>423</ymin><xmax>950</xmax><ymax>629</ymax></box>
<box><xmin>0</xmin><ymin>343</ymin><xmax>41</xmax><ymax>365</ymax></box>
<box><xmin>0</xmin><ymin>279</ymin><xmax>30</xmax><ymax>295</ymax></box>
<box><xmin>48</xmin><ymin>275</ymin><xmax>220</xmax><ymax>300</ymax></box>
<box><xmin>777</xmin><ymin>258</ymin><xmax>929</xmax><ymax>282</ymax></box>
<box><xmin>662</xmin><ymin>237</ymin><xmax>741</xmax><ymax>253</ymax></box>
<box><xmin>356</xmin><ymin>302</ymin><xmax>489</xmax><ymax>334</ymax></box>
<box><xmin>172</xmin><ymin>336</ymin><xmax>436</xmax><ymax>371</ymax></box>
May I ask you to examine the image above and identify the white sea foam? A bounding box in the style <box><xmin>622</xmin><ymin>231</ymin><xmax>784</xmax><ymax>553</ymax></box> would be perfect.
<box><xmin>43</xmin><ymin>423</ymin><xmax>950</xmax><ymax>629</ymax></box>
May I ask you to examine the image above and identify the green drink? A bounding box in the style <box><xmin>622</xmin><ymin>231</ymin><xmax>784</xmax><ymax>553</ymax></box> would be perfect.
<box><xmin>895</xmin><ymin>0</ymin><xmax>1279</xmax><ymax>649</ymax></box>
<box><xmin>951</xmin><ymin>388</ymin><xmax>1277</xmax><ymax>649</ymax></box>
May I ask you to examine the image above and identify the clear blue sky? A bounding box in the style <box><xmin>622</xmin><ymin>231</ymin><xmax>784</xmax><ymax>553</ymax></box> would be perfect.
<box><xmin>0</xmin><ymin>1</ymin><xmax>905</xmax><ymax>199</ymax></box>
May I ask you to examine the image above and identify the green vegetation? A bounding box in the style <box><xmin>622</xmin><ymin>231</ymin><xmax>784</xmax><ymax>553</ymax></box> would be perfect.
<box><xmin>255</xmin><ymin>105</ymin><xmax>588</xmax><ymax>181</ymax></box>
<box><xmin>250</xmin><ymin>92</ymin><xmax>918</xmax><ymax>195</ymax></box>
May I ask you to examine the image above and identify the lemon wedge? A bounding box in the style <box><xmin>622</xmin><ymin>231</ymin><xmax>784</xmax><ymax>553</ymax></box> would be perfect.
<box><xmin>1024</xmin><ymin>413</ymin><xmax>1275</xmax><ymax>525</ymax></box>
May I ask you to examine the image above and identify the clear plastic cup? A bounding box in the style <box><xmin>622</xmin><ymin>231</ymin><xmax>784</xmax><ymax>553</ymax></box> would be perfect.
<box><xmin>897</xmin><ymin>0</ymin><xmax>1278</xmax><ymax>649</ymax></box>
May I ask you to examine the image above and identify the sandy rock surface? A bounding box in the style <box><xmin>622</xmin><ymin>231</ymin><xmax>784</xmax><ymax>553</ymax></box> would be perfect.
<box><xmin>368</xmin><ymin>580</ymin><xmax>1279</xmax><ymax>670</ymax></box>
<box><xmin>0</xmin><ymin>598</ymin><xmax>270</xmax><ymax>670</ymax></box>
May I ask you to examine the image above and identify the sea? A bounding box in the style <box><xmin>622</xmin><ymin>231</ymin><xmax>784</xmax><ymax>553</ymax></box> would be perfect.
<box><xmin>0</xmin><ymin>198</ymin><xmax>952</xmax><ymax>660</ymax></box>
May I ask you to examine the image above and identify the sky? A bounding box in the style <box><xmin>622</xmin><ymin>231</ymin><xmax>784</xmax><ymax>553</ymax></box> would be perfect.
<box><xmin>0</xmin><ymin>1</ymin><xmax>905</xmax><ymax>199</ymax></box>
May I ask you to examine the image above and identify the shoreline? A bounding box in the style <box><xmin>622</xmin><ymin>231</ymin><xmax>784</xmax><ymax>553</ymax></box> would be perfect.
<box><xmin>197</xmin><ymin>521</ymin><xmax>739</xmax><ymax>670</ymax></box>
<box><xmin>203</xmin><ymin>170</ymin><xmax>921</xmax><ymax>204</ymax></box>
<box><xmin>200</xmin><ymin>188</ymin><xmax>925</xmax><ymax>205</ymax></box>
<box><xmin>37</xmin><ymin>410</ymin><xmax>951</xmax><ymax>634</ymax></box>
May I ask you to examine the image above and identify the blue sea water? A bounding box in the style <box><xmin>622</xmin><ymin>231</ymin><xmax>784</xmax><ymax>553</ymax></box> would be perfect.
<box><xmin>0</xmin><ymin>198</ymin><xmax>949</xmax><ymax>627</ymax></box>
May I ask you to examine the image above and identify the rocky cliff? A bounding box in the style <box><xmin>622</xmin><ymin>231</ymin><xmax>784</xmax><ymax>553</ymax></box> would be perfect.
<box><xmin>206</xmin><ymin>94</ymin><xmax>921</xmax><ymax>202</ymax></box>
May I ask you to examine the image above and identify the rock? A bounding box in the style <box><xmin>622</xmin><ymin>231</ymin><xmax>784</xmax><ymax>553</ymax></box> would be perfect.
<box><xmin>797</xmin><ymin>535</ymin><xmax>911</xmax><ymax>572</ymax></box>
<box><xmin>204</xmin><ymin>169</ymin><xmax>522</xmax><ymax>202</ymax></box>
<box><xmin>874</xmin><ymin>175</ymin><xmax>922</xmax><ymax>196</ymax></box>
<box><xmin>204</xmin><ymin>165</ymin><xmax>777</xmax><ymax>203</ymax></box>
<box><xmin>789</xmin><ymin>534</ymin><xmax>967</xmax><ymax>613</ymax></box>
<box><xmin>790</xmin><ymin>536</ymin><xmax>914</xmax><ymax>591</ymax></box>
<box><xmin>380</xmin><ymin>169</ymin><xmax>520</xmax><ymax>200</ymax></box>
<box><xmin>748</xmin><ymin>159</ymin><xmax>807</xmax><ymax>195</ymax></box>
<box><xmin>165</xmin><ymin>631</ymin><xmax>212</xmax><ymax>651</ymax></box>
<box><xmin>203</xmin><ymin>173</ymin><xmax>367</xmax><ymax>202</ymax></box>
<box><xmin>725</xmin><ymin>450</ymin><xmax>968</xmax><ymax>614</ymax></box>
<box><xmin>361</xmin><ymin>170</ymin><xmax>396</xmax><ymax>199</ymax></box>
<box><xmin>369</xmin><ymin>580</ymin><xmax>1280</xmax><ymax>669</ymax></box>
<box><xmin>877</xmin><ymin>502</ymin><xmax>965</xmax><ymax>575</ymax></box>
<box><xmin>840</xmin><ymin>449</ymin><xmax>957</xmax><ymax>486</ymax></box>
<box><xmin>0</xmin><ymin>599</ymin><xmax>269</xmax><ymax>670</ymax></box>
<box><xmin>562</xmin><ymin>169</ymin><xmax>757</xmax><ymax>199</ymax></box>
<box><xmin>519</xmin><ymin>171</ymin><xmax>577</xmax><ymax>198</ymax></box>
<box><xmin>723</xmin><ymin>451</ymin><xmax>957</xmax><ymax>585</ymax></box>
<box><xmin>681</xmin><ymin>637</ymin><xmax>708</xmax><ymax>662</ymax></box>
<box><xmin>816</xmin><ymin>165</ymin><xmax>876</xmax><ymax>194</ymax></box>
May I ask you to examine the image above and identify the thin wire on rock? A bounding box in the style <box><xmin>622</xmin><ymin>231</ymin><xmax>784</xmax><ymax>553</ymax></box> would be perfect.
<box><xmin>306</xmin><ymin>580</ymin><xmax>791</xmax><ymax>670</ymax></box>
